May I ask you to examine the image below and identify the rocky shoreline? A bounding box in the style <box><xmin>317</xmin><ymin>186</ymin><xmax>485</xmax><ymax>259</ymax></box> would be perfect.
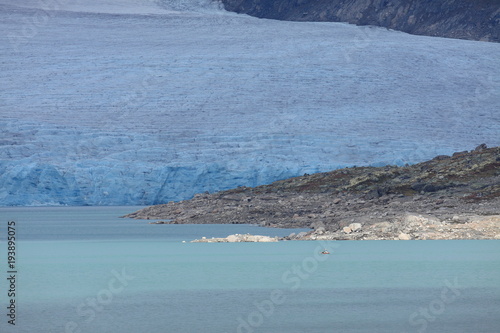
<box><xmin>124</xmin><ymin>145</ymin><xmax>500</xmax><ymax>240</ymax></box>
<box><xmin>191</xmin><ymin>234</ymin><xmax>278</xmax><ymax>243</ymax></box>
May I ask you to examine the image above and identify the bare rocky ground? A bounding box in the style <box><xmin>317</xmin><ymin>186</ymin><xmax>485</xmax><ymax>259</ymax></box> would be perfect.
<box><xmin>124</xmin><ymin>145</ymin><xmax>500</xmax><ymax>240</ymax></box>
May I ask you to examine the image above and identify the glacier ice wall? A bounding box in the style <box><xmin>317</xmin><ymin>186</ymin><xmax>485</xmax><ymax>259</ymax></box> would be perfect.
<box><xmin>0</xmin><ymin>0</ymin><xmax>499</xmax><ymax>206</ymax></box>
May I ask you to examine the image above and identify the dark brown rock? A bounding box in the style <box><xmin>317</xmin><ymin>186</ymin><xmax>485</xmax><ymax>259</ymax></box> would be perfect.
<box><xmin>475</xmin><ymin>143</ymin><xmax>488</xmax><ymax>151</ymax></box>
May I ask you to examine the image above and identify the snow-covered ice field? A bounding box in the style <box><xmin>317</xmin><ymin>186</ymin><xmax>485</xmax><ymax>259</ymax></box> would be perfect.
<box><xmin>1</xmin><ymin>0</ymin><xmax>499</xmax><ymax>205</ymax></box>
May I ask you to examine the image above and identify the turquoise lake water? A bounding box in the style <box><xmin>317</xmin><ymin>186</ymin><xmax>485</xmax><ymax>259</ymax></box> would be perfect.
<box><xmin>0</xmin><ymin>207</ymin><xmax>499</xmax><ymax>332</ymax></box>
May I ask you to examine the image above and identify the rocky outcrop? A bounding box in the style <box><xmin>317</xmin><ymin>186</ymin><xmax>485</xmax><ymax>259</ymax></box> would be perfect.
<box><xmin>124</xmin><ymin>145</ymin><xmax>500</xmax><ymax>240</ymax></box>
<box><xmin>192</xmin><ymin>234</ymin><xmax>278</xmax><ymax>242</ymax></box>
<box><xmin>221</xmin><ymin>0</ymin><xmax>500</xmax><ymax>42</ymax></box>
<box><xmin>298</xmin><ymin>213</ymin><xmax>500</xmax><ymax>240</ymax></box>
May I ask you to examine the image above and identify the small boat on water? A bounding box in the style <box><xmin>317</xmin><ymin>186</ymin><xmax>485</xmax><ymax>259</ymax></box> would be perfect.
<box><xmin>321</xmin><ymin>250</ymin><xmax>330</xmax><ymax>254</ymax></box>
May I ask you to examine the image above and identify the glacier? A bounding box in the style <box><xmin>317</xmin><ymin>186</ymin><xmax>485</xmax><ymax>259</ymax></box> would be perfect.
<box><xmin>0</xmin><ymin>0</ymin><xmax>499</xmax><ymax>206</ymax></box>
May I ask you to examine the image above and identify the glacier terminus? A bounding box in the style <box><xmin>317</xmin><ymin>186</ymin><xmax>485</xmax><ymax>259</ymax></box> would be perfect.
<box><xmin>0</xmin><ymin>0</ymin><xmax>499</xmax><ymax>206</ymax></box>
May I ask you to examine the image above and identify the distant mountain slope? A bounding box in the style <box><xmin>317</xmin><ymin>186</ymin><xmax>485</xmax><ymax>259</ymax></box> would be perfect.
<box><xmin>221</xmin><ymin>0</ymin><xmax>500</xmax><ymax>42</ymax></box>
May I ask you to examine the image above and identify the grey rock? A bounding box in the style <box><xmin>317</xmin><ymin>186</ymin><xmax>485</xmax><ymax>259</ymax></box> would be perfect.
<box><xmin>453</xmin><ymin>151</ymin><xmax>469</xmax><ymax>157</ymax></box>
<box><xmin>310</xmin><ymin>221</ymin><xmax>325</xmax><ymax>230</ymax></box>
<box><xmin>433</xmin><ymin>155</ymin><xmax>450</xmax><ymax>161</ymax></box>
<box><xmin>365</xmin><ymin>188</ymin><xmax>385</xmax><ymax>200</ymax></box>
<box><xmin>349</xmin><ymin>223</ymin><xmax>362</xmax><ymax>231</ymax></box>
<box><xmin>296</xmin><ymin>231</ymin><xmax>308</xmax><ymax>239</ymax></box>
<box><xmin>398</xmin><ymin>233</ymin><xmax>412</xmax><ymax>240</ymax></box>
<box><xmin>474</xmin><ymin>143</ymin><xmax>487</xmax><ymax>152</ymax></box>
<box><xmin>315</xmin><ymin>227</ymin><xmax>326</xmax><ymax>234</ymax></box>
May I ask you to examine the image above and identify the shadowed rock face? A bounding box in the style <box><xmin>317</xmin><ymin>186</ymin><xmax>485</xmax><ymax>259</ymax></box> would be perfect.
<box><xmin>221</xmin><ymin>0</ymin><xmax>500</xmax><ymax>42</ymax></box>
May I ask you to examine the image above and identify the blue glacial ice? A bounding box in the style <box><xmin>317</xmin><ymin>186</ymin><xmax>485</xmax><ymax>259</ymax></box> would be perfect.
<box><xmin>0</xmin><ymin>0</ymin><xmax>499</xmax><ymax>206</ymax></box>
